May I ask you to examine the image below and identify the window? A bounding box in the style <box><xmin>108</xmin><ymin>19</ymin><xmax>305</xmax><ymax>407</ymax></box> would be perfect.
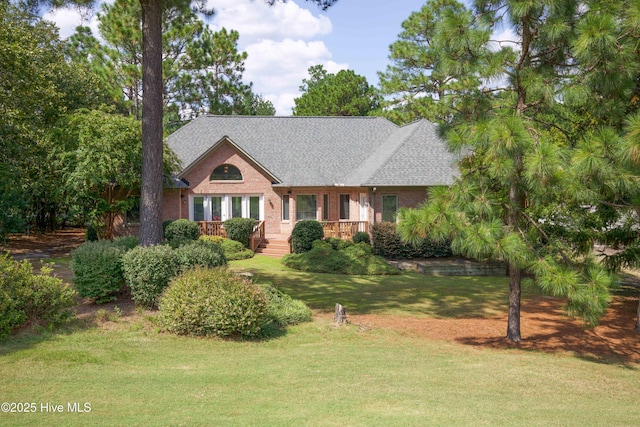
<box><xmin>210</xmin><ymin>164</ymin><xmax>242</xmax><ymax>181</ymax></box>
<box><xmin>282</xmin><ymin>195</ymin><xmax>290</xmax><ymax>221</ymax></box>
<box><xmin>323</xmin><ymin>194</ymin><xmax>329</xmax><ymax>220</ymax></box>
<box><xmin>211</xmin><ymin>196</ymin><xmax>222</xmax><ymax>221</ymax></box>
<box><xmin>296</xmin><ymin>195</ymin><xmax>317</xmax><ymax>220</ymax></box>
<box><xmin>339</xmin><ymin>194</ymin><xmax>350</xmax><ymax>220</ymax></box>
<box><xmin>193</xmin><ymin>196</ymin><xmax>205</xmax><ymax>221</ymax></box>
<box><xmin>231</xmin><ymin>196</ymin><xmax>242</xmax><ymax>218</ymax></box>
<box><xmin>249</xmin><ymin>196</ymin><xmax>260</xmax><ymax>220</ymax></box>
<box><xmin>191</xmin><ymin>195</ymin><xmax>263</xmax><ymax>221</ymax></box>
<box><xmin>382</xmin><ymin>195</ymin><xmax>398</xmax><ymax>222</ymax></box>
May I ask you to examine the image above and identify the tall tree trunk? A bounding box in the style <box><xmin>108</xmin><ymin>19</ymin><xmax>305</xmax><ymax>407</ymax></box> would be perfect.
<box><xmin>507</xmin><ymin>264</ymin><xmax>522</xmax><ymax>341</ymax></box>
<box><xmin>506</xmin><ymin>154</ymin><xmax>524</xmax><ymax>342</ymax></box>
<box><xmin>635</xmin><ymin>297</ymin><xmax>640</xmax><ymax>333</ymax></box>
<box><xmin>139</xmin><ymin>0</ymin><xmax>164</xmax><ymax>246</ymax></box>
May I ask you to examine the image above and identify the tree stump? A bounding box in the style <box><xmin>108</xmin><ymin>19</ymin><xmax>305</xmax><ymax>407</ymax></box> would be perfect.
<box><xmin>334</xmin><ymin>303</ymin><xmax>347</xmax><ymax>325</ymax></box>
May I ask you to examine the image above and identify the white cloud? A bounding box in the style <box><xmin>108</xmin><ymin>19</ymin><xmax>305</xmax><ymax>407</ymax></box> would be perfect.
<box><xmin>42</xmin><ymin>3</ymin><xmax>104</xmax><ymax>39</ymax></box>
<box><xmin>244</xmin><ymin>38</ymin><xmax>347</xmax><ymax>114</ymax></box>
<box><xmin>207</xmin><ymin>0</ymin><xmax>331</xmax><ymax>43</ymax></box>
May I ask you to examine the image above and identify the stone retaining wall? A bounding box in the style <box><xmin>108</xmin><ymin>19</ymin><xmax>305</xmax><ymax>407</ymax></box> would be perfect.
<box><xmin>389</xmin><ymin>258</ymin><xmax>508</xmax><ymax>277</ymax></box>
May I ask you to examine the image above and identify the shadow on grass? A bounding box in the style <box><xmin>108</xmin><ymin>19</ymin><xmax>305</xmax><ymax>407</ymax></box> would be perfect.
<box><xmin>230</xmin><ymin>256</ymin><xmax>530</xmax><ymax>319</ymax></box>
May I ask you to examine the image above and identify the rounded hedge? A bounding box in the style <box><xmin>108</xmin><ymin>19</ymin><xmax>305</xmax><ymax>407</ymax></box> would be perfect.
<box><xmin>223</xmin><ymin>218</ymin><xmax>256</xmax><ymax>248</ymax></box>
<box><xmin>164</xmin><ymin>219</ymin><xmax>199</xmax><ymax>242</ymax></box>
<box><xmin>291</xmin><ymin>220</ymin><xmax>324</xmax><ymax>253</ymax></box>
<box><xmin>71</xmin><ymin>240</ymin><xmax>126</xmax><ymax>303</ymax></box>
<box><xmin>158</xmin><ymin>268</ymin><xmax>269</xmax><ymax>337</ymax></box>
<box><xmin>122</xmin><ymin>245</ymin><xmax>180</xmax><ymax>308</ymax></box>
<box><xmin>1</xmin><ymin>255</ymin><xmax>76</xmax><ymax>340</ymax></box>
<box><xmin>353</xmin><ymin>231</ymin><xmax>371</xmax><ymax>246</ymax></box>
<box><xmin>174</xmin><ymin>240</ymin><xmax>227</xmax><ymax>271</ymax></box>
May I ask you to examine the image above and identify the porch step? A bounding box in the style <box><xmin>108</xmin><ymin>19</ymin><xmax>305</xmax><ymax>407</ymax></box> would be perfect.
<box><xmin>255</xmin><ymin>239</ymin><xmax>290</xmax><ymax>258</ymax></box>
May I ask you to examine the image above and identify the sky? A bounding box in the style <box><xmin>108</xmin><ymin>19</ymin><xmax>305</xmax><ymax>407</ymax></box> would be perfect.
<box><xmin>43</xmin><ymin>0</ymin><xmax>428</xmax><ymax>115</ymax></box>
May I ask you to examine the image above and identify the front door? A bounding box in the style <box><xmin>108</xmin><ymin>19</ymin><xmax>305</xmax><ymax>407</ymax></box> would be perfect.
<box><xmin>359</xmin><ymin>193</ymin><xmax>368</xmax><ymax>222</ymax></box>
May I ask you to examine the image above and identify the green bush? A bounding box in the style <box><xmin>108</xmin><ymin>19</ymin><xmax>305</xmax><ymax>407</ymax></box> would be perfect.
<box><xmin>291</xmin><ymin>220</ymin><xmax>324</xmax><ymax>253</ymax></box>
<box><xmin>0</xmin><ymin>255</ymin><xmax>76</xmax><ymax>340</ymax></box>
<box><xmin>371</xmin><ymin>222</ymin><xmax>452</xmax><ymax>259</ymax></box>
<box><xmin>85</xmin><ymin>224</ymin><xmax>98</xmax><ymax>242</ymax></box>
<box><xmin>221</xmin><ymin>238</ymin><xmax>254</xmax><ymax>260</ymax></box>
<box><xmin>282</xmin><ymin>241</ymin><xmax>399</xmax><ymax>275</ymax></box>
<box><xmin>343</xmin><ymin>243</ymin><xmax>399</xmax><ymax>275</ymax></box>
<box><xmin>174</xmin><ymin>240</ymin><xmax>227</xmax><ymax>271</ymax></box>
<box><xmin>112</xmin><ymin>235</ymin><xmax>139</xmax><ymax>251</ymax></box>
<box><xmin>122</xmin><ymin>245</ymin><xmax>180</xmax><ymax>308</ymax></box>
<box><xmin>158</xmin><ymin>268</ymin><xmax>269</xmax><ymax>337</ymax></box>
<box><xmin>71</xmin><ymin>240</ymin><xmax>126</xmax><ymax>303</ymax></box>
<box><xmin>261</xmin><ymin>284</ymin><xmax>312</xmax><ymax>327</ymax></box>
<box><xmin>224</xmin><ymin>218</ymin><xmax>256</xmax><ymax>248</ymax></box>
<box><xmin>282</xmin><ymin>245</ymin><xmax>349</xmax><ymax>273</ymax></box>
<box><xmin>164</xmin><ymin>219</ymin><xmax>199</xmax><ymax>243</ymax></box>
<box><xmin>325</xmin><ymin>236</ymin><xmax>352</xmax><ymax>251</ymax></box>
<box><xmin>167</xmin><ymin>236</ymin><xmax>197</xmax><ymax>249</ymax></box>
<box><xmin>162</xmin><ymin>219</ymin><xmax>176</xmax><ymax>234</ymax></box>
<box><xmin>200</xmin><ymin>235</ymin><xmax>254</xmax><ymax>260</ymax></box>
<box><xmin>353</xmin><ymin>231</ymin><xmax>371</xmax><ymax>246</ymax></box>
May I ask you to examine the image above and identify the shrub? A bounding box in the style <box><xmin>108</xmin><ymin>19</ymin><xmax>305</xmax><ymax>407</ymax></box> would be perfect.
<box><xmin>158</xmin><ymin>268</ymin><xmax>269</xmax><ymax>337</ymax></box>
<box><xmin>167</xmin><ymin>236</ymin><xmax>197</xmax><ymax>249</ymax></box>
<box><xmin>85</xmin><ymin>224</ymin><xmax>98</xmax><ymax>242</ymax></box>
<box><xmin>371</xmin><ymin>222</ymin><xmax>452</xmax><ymax>259</ymax></box>
<box><xmin>221</xmin><ymin>238</ymin><xmax>254</xmax><ymax>260</ymax></box>
<box><xmin>343</xmin><ymin>243</ymin><xmax>399</xmax><ymax>275</ymax></box>
<box><xmin>261</xmin><ymin>285</ymin><xmax>312</xmax><ymax>327</ymax></box>
<box><xmin>122</xmin><ymin>245</ymin><xmax>180</xmax><ymax>309</ymax></box>
<box><xmin>164</xmin><ymin>219</ymin><xmax>199</xmax><ymax>243</ymax></box>
<box><xmin>291</xmin><ymin>220</ymin><xmax>324</xmax><ymax>253</ymax></box>
<box><xmin>282</xmin><ymin>245</ymin><xmax>349</xmax><ymax>273</ymax></box>
<box><xmin>224</xmin><ymin>218</ymin><xmax>256</xmax><ymax>248</ymax></box>
<box><xmin>174</xmin><ymin>240</ymin><xmax>227</xmax><ymax>271</ymax></box>
<box><xmin>112</xmin><ymin>235</ymin><xmax>139</xmax><ymax>251</ymax></box>
<box><xmin>199</xmin><ymin>235</ymin><xmax>225</xmax><ymax>244</ymax></box>
<box><xmin>200</xmin><ymin>235</ymin><xmax>254</xmax><ymax>260</ymax></box>
<box><xmin>282</xmin><ymin>241</ymin><xmax>399</xmax><ymax>275</ymax></box>
<box><xmin>71</xmin><ymin>240</ymin><xmax>126</xmax><ymax>303</ymax></box>
<box><xmin>162</xmin><ymin>219</ymin><xmax>176</xmax><ymax>234</ymax></box>
<box><xmin>353</xmin><ymin>231</ymin><xmax>371</xmax><ymax>246</ymax></box>
<box><xmin>325</xmin><ymin>236</ymin><xmax>352</xmax><ymax>251</ymax></box>
<box><xmin>0</xmin><ymin>255</ymin><xmax>76</xmax><ymax>340</ymax></box>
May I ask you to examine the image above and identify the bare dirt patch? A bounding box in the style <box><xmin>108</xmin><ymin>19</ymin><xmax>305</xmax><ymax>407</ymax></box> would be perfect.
<box><xmin>4</xmin><ymin>230</ymin><xmax>640</xmax><ymax>364</ymax></box>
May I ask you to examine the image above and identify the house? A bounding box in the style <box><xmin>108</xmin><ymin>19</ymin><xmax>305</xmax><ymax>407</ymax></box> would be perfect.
<box><xmin>159</xmin><ymin>115</ymin><xmax>457</xmax><ymax>250</ymax></box>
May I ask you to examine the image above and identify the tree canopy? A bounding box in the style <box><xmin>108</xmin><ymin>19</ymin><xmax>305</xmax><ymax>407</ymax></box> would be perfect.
<box><xmin>382</xmin><ymin>0</ymin><xmax>640</xmax><ymax>340</ymax></box>
<box><xmin>293</xmin><ymin>65</ymin><xmax>380</xmax><ymax>116</ymax></box>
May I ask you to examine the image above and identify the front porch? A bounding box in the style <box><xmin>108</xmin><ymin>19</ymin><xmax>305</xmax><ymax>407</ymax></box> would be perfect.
<box><xmin>197</xmin><ymin>220</ymin><xmax>369</xmax><ymax>255</ymax></box>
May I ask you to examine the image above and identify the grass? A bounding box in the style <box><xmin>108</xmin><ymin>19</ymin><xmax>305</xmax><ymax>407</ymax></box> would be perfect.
<box><xmin>1</xmin><ymin>319</ymin><xmax>639</xmax><ymax>426</ymax></box>
<box><xmin>1</xmin><ymin>255</ymin><xmax>638</xmax><ymax>426</ymax></box>
<box><xmin>229</xmin><ymin>256</ymin><xmax>540</xmax><ymax>318</ymax></box>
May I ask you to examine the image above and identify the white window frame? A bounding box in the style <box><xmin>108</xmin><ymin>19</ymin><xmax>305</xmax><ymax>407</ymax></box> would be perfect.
<box><xmin>190</xmin><ymin>194</ymin><xmax>263</xmax><ymax>221</ymax></box>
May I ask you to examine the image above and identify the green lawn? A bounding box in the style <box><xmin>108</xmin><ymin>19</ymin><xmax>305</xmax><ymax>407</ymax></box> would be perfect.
<box><xmin>1</xmin><ymin>255</ymin><xmax>638</xmax><ymax>426</ymax></box>
<box><xmin>229</xmin><ymin>255</ymin><xmax>538</xmax><ymax>318</ymax></box>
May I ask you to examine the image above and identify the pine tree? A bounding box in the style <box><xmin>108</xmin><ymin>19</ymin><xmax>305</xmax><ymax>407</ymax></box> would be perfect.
<box><xmin>384</xmin><ymin>0</ymin><xmax>627</xmax><ymax>341</ymax></box>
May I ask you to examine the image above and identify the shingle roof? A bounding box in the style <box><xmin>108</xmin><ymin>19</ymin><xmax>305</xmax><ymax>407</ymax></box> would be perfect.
<box><xmin>166</xmin><ymin>115</ymin><xmax>457</xmax><ymax>187</ymax></box>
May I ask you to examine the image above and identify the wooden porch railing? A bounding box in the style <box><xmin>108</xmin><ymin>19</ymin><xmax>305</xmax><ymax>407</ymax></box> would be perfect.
<box><xmin>320</xmin><ymin>221</ymin><xmax>368</xmax><ymax>240</ymax></box>
<box><xmin>249</xmin><ymin>221</ymin><xmax>265</xmax><ymax>252</ymax></box>
<box><xmin>197</xmin><ymin>220</ymin><xmax>265</xmax><ymax>252</ymax></box>
<box><xmin>197</xmin><ymin>221</ymin><xmax>226</xmax><ymax>237</ymax></box>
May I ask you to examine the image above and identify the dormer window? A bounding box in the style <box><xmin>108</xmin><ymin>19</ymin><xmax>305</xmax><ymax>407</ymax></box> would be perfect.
<box><xmin>210</xmin><ymin>164</ymin><xmax>242</xmax><ymax>181</ymax></box>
